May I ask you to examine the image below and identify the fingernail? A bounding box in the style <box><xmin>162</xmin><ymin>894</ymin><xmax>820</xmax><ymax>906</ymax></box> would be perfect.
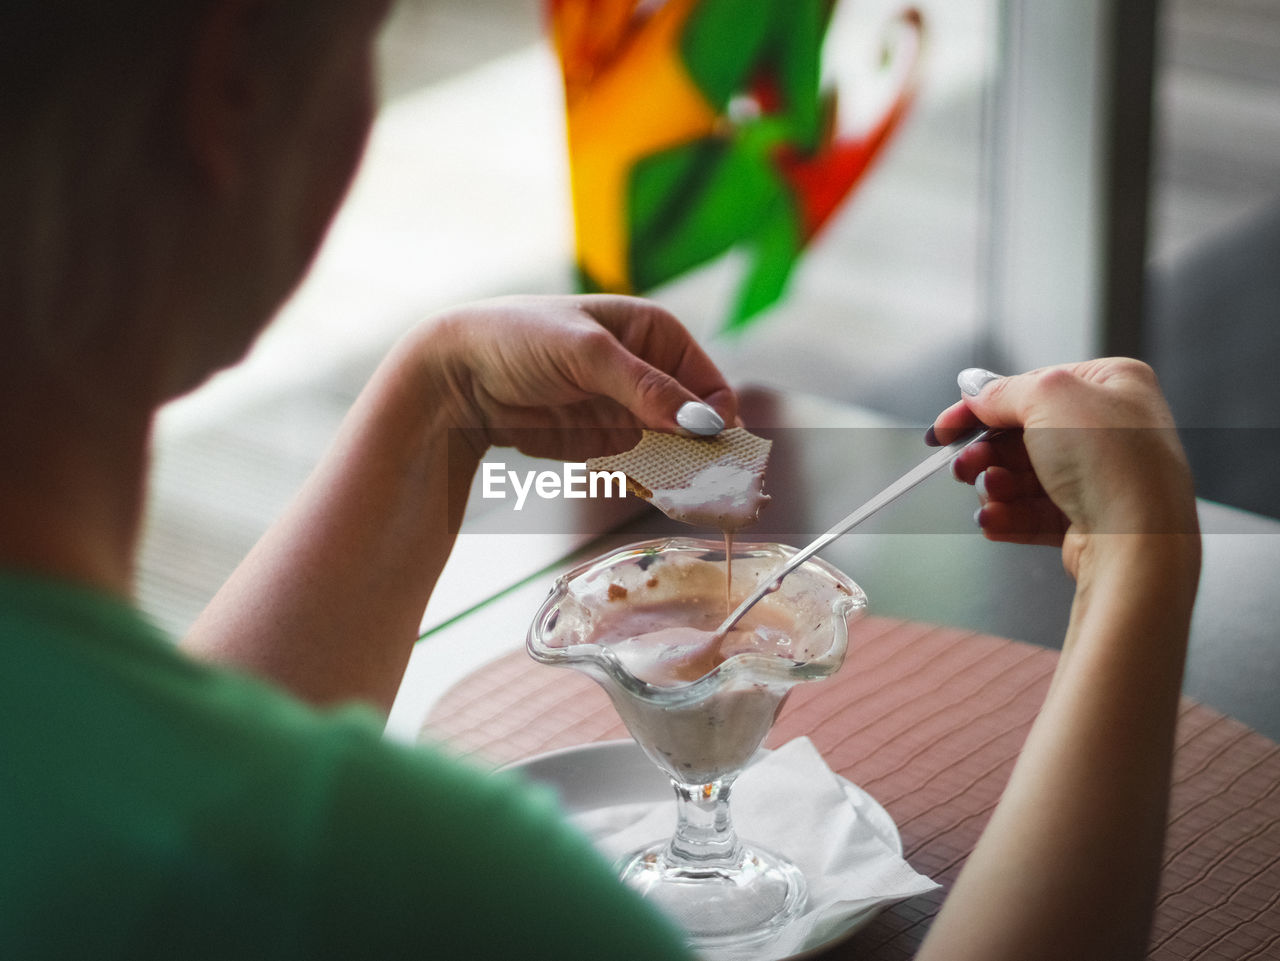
<box><xmin>973</xmin><ymin>506</ymin><xmax>985</xmax><ymax>528</ymax></box>
<box><xmin>958</xmin><ymin>368</ymin><xmax>1001</xmax><ymax>397</ymax></box>
<box><xmin>975</xmin><ymin>470</ymin><xmax>989</xmax><ymax>503</ymax></box>
<box><xmin>676</xmin><ymin>401</ymin><xmax>725</xmax><ymax>436</ymax></box>
<box><xmin>924</xmin><ymin>425</ymin><xmax>940</xmax><ymax>446</ymax></box>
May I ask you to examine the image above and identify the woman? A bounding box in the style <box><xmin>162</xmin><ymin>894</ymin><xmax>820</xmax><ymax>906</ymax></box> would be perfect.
<box><xmin>0</xmin><ymin>2</ymin><xmax>1199</xmax><ymax>959</ymax></box>
<box><xmin>0</xmin><ymin>2</ymin><xmax>718</xmax><ymax>957</ymax></box>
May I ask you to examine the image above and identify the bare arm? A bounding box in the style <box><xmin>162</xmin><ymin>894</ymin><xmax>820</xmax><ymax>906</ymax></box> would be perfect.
<box><xmin>916</xmin><ymin>360</ymin><xmax>1201</xmax><ymax>961</ymax></box>
<box><xmin>182</xmin><ymin>295</ymin><xmax>735</xmax><ymax>713</ymax></box>
<box><xmin>181</xmin><ymin>323</ymin><xmax>479</xmax><ymax>712</ymax></box>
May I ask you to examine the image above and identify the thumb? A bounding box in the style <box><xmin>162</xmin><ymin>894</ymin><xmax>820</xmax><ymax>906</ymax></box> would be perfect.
<box><xmin>957</xmin><ymin>367</ymin><xmax>1034</xmax><ymax>430</ymax></box>
<box><xmin>595</xmin><ymin>348</ymin><xmax>726</xmax><ymax>434</ymax></box>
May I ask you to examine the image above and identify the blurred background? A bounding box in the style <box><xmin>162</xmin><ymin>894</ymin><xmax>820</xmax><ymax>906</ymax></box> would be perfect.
<box><xmin>137</xmin><ymin>0</ymin><xmax>1280</xmax><ymax>637</ymax></box>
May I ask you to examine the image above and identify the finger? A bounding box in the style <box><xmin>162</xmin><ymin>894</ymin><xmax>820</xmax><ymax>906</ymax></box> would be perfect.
<box><xmin>986</xmin><ymin>430</ymin><xmax>1034</xmax><ymax>472</ymax></box>
<box><xmin>562</xmin><ymin>324</ymin><xmax>709</xmax><ymax>432</ymax></box>
<box><xmin>976</xmin><ymin>465</ymin><xmax>1045</xmax><ymax>504</ymax></box>
<box><xmin>577</xmin><ymin>296</ymin><xmax>737</xmax><ymax>429</ymax></box>
<box><xmin>927</xmin><ymin>398</ymin><xmax>984</xmax><ymax>445</ymax></box>
<box><xmin>930</xmin><ymin>366</ymin><xmax>1027</xmax><ymax>446</ymax></box>
<box><xmin>952</xmin><ymin>438</ymin><xmax>998</xmax><ymax>484</ymax></box>
<box><xmin>957</xmin><ymin>367</ymin><xmax>1036</xmax><ymax>430</ymax></box>
<box><xmin>958</xmin><ymin>363</ymin><xmax>1122</xmax><ymax>430</ymax></box>
<box><xmin>976</xmin><ymin>496</ymin><xmax>1069</xmax><ymax>548</ymax></box>
<box><xmin>578</xmin><ymin>296</ymin><xmax>735</xmax><ymax>410</ymax></box>
<box><xmin>952</xmin><ymin>426</ymin><xmax>1037</xmax><ymax>482</ymax></box>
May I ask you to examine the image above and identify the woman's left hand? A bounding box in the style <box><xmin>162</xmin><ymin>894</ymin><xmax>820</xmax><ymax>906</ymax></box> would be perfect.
<box><xmin>423</xmin><ymin>294</ymin><xmax>737</xmax><ymax>461</ymax></box>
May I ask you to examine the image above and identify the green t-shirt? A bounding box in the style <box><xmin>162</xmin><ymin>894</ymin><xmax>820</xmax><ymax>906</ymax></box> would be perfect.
<box><xmin>0</xmin><ymin>573</ymin><xmax>693</xmax><ymax>959</ymax></box>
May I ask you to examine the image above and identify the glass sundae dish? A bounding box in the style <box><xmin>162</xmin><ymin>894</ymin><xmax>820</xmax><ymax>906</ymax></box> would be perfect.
<box><xmin>527</xmin><ymin>537</ymin><xmax>867</xmax><ymax>955</ymax></box>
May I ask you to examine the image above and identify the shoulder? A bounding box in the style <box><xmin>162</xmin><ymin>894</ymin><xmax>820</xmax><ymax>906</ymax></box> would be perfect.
<box><xmin>295</xmin><ymin>731</ymin><xmax>693</xmax><ymax>960</ymax></box>
<box><xmin>0</xmin><ymin>575</ymin><xmax>690</xmax><ymax>960</ymax></box>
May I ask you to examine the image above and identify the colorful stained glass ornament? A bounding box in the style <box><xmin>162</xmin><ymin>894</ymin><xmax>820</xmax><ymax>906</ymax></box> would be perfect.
<box><xmin>547</xmin><ymin>0</ymin><xmax>925</xmax><ymax>330</ymax></box>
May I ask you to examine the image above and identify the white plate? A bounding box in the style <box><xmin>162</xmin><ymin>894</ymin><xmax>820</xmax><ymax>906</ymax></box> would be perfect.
<box><xmin>505</xmin><ymin>739</ymin><xmax>902</xmax><ymax>960</ymax></box>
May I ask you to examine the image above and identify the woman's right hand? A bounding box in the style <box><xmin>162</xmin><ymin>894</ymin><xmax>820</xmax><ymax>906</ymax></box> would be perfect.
<box><xmin>928</xmin><ymin>358</ymin><xmax>1199</xmax><ymax>579</ymax></box>
<box><xmin>919</xmin><ymin>359</ymin><xmax>1202</xmax><ymax>961</ymax></box>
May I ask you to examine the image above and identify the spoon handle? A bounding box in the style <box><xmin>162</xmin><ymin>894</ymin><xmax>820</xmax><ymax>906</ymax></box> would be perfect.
<box><xmin>717</xmin><ymin>428</ymin><xmax>994</xmax><ymax>634</ymax></box>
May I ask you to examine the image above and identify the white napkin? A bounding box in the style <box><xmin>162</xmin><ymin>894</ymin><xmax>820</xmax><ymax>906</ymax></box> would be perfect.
<box><xmin>570</xmin><ymin>737</ymin><xmax>940</xmax><ymax>959</ymax></box>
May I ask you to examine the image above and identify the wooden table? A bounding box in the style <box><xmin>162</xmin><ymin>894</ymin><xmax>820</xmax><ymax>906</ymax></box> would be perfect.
<box><xmin>421</xmin><ymin>616</ymin><xmax>1280</xmax><ymax>960</ymax></box>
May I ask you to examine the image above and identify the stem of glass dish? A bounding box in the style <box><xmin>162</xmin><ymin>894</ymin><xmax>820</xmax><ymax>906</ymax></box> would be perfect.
<box><xmin>666</xmin><ymin>778</ymin><xmax>742</xmax><ymax>868</ymax></box>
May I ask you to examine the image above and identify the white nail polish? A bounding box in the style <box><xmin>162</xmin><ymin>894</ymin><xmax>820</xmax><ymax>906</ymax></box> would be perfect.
<box><xmin>973</xmin><ymin>506</ymin><xmax>985</xmax><ymax>527</ymax></box>
<box><xmin>958</xmin><ymin>368</ymin><xmax>1001</xmax><ymax>397</ymax></box>
<box><xmin>975</xmin><ymin>470</ymin><xmax>989</xmax><ymax>503</ymax></box>
<box><xmin>676</xmin><ymin>401</ymin><xmax>724</xmax><ymax>436</ymax></box>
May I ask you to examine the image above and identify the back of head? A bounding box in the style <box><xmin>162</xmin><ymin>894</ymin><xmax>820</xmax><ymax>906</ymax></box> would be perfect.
<box><xmin>0</xmin><ymin>3</ymin><xmax>209</xmax><ymax>368</ymax></box>
<box><xmin>0</xmin><ymin>1</ymin><xmax>350</xmax><ymax>382</ymax></box>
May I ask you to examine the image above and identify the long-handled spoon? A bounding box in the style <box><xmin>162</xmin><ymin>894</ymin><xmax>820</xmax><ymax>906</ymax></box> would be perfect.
<box><xmin>716</xmin><ymin>427</ymin><xmax>994</xmax><ymax>635</ymax></box>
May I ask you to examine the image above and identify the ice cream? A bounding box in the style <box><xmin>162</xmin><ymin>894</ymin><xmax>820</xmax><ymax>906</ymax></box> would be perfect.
<box><xmin>586</xmin><ymin>603</ymin><xmax>796</xmax><ymax>783</ymax></box>
<box><xmin>587</xmin><ymin>598</ymin><xmax>796</xmax><ymax>686</ymax></box>
<box><xmin>539</xmin><ymin>544</ymin><xmax>852</xmax><ymax>785</ymax></box>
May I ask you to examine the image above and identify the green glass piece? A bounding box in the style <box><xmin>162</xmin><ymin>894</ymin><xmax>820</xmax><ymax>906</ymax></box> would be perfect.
<box><xmin>612</xmin><ymin>0</ymin><xmax>846</xmax><ymax>326</ymax></box>
<box><xmin>725</xmin><ymin>198</ymin><xmax>804</xmax><ymax>330</ymax></box>
<box><xmin>679</xmin><ymin>0</ymin><xmax>773</xmax><ymax>110</ymax></box>
<box><xmin>767</xmin><ymin>0</ymin><xmax>831</xmax><ymax>150</ymax></box>
<box><xmin>627</xmin><ymin>120</ymin><xmax>792</xmax><ymax>292</ymax></box>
